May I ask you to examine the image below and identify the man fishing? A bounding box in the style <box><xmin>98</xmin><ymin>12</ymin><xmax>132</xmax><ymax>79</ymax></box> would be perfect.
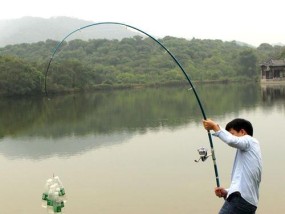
<box><xmin>203</xmin><ymin>118</ymin><xmax>262</xmax><ymax>214</ymax></box>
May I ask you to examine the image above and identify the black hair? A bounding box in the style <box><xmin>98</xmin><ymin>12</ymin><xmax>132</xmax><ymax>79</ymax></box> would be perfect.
<box><xmin>225</xmin><ymin>118</ymin><xmax>253</xmax><ymax>136</ymax></box>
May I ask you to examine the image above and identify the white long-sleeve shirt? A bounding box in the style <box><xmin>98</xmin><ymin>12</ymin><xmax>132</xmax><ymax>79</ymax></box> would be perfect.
<box><xmin>213</xmin><ymin>128</ymin><xmax>262</xmax><ymax>207</ymax></box>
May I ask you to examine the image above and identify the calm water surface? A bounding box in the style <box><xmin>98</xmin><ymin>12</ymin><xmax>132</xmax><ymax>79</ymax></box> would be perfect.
<box><xmin>0</xmin><ymin>83</ymin><xmax>284</xmax><ymax>214</ymax></box>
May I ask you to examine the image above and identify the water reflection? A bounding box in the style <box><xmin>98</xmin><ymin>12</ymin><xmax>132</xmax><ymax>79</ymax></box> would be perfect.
<box><xmin>0</xmin><ymin>132</ymin><xmax>132</xmax><ymax>159</ymax></box>
<box><xmin>0</xmin><ymin>83</ymin><xmax>283</xmax><ymax>159</ymax></box>
<box><xmin>261</xmin><ymin>84</ymin><xmax>285</xmax><ymax>104</ymax></box>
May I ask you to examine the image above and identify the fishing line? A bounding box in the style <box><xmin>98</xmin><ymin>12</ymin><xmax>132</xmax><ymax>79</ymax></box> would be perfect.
<box><xmin>44</xmin><ymin>22</ymin><xmax>220</xmax><ymax>187</ymax></box>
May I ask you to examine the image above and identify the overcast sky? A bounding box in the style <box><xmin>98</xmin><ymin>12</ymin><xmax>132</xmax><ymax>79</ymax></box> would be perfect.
<box><xmin>1</xmin><ymin>0</ymin><xmax>284</xmax><ymax>46</ymax></box>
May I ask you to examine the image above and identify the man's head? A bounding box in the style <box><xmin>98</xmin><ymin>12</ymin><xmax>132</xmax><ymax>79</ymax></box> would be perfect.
<box><xmin>225</xmin><ymin>118</ymin><xmax>253</xmax><ymax>136</ymax></box>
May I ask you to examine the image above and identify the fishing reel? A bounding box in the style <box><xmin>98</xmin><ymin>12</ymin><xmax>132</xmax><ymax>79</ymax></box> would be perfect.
<box><xmin>194</xmin><ymin>147</ymin><xmax>212</xmax><ymax>162</ymax></box>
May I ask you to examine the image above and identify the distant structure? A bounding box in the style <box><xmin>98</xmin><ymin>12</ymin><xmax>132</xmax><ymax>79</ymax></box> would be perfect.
<box><xmin>260</xmin><ymin>59</ymin><xmax>285</xmax><ymax>83</ymax></box>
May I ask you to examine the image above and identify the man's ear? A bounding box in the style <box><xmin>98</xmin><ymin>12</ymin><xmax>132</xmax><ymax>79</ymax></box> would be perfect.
<box><xmin>240</xmin><ymin>129</ymin><xmax>247</xmax><ymax>135</ymax></box>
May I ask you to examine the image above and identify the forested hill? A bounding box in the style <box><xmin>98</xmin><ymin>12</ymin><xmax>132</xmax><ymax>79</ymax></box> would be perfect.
<box><xmin>0</xmin><ymin>17</ymin><xmax>141</xmax><ymax>47</ymax></box>
<box><xmin>1</xmin><ymin>35</ymin><xmax>285</xmax><ymax>96</ymax></box>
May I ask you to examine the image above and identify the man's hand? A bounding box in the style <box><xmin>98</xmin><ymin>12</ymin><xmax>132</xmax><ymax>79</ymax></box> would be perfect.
<box><xmin>203</xmin><ymin>119</ymin><xmax>220</xmax><ymax>132</ymax></box>
<box><xmin>215</xmin><ymin>187</ymin><xmax>228</xmax><ymax>199</ymax></box>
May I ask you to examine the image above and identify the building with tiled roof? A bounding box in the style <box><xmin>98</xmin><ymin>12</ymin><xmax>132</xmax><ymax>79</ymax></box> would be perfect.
<box><xmin>260</xmin><ymin>59</ymin><xmax>285</xmax><ymax>83</ymax></box>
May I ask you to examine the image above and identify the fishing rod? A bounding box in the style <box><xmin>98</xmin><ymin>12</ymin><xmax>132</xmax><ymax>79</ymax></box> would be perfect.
<box><xmin>44</xmin><ymin>22</ymin><xmax>220</xmax><ymax>187</ymax></box>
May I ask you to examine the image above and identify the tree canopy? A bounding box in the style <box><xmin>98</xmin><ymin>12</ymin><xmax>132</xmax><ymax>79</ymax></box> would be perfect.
<box><xmin>0</xmin><ymin>36</ymin><xmax>284</xmax><ymax>96</ymax></box>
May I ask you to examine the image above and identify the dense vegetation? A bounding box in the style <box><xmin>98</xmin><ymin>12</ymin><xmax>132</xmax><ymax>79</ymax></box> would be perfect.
<box><xmin>0</xmin><ymin>36</ymin><xmax>284</xmax><ymax>96</ymax></box>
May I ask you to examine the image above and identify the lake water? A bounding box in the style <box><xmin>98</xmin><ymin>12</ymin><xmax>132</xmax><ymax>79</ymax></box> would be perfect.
<box><xmin>0</xmin><ymin>83</ymin><xmax>284</xmax><ymax>214</ymax></box>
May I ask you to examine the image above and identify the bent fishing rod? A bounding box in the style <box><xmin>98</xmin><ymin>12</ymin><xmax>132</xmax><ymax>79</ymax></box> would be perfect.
<box><xmin>44</xmin><ymin>22</ymin><xmax>220</xmax><ymax>187</ymax></box>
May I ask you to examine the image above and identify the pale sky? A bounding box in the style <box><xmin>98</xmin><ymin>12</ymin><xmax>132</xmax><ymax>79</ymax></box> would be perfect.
<box><xmin>1</xmin><ymin>0</ymin><xmax>285</xmax><ymax>46</ymax></box>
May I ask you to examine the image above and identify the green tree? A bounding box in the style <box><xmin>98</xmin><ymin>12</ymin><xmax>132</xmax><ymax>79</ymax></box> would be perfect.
<box><xmin>238</xmin><ymin>49</ymin><xmax>258</xmax><ymax>77</ymax></box>
<box><xmin>0</xmin><ymin>55</ymin><xmax>43</xmax><ymax>95</ymax></box>
<box><xmin>279</xmin><ymin>48</ymin><xmax>285</xmax><ymax>59</ymax></box>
